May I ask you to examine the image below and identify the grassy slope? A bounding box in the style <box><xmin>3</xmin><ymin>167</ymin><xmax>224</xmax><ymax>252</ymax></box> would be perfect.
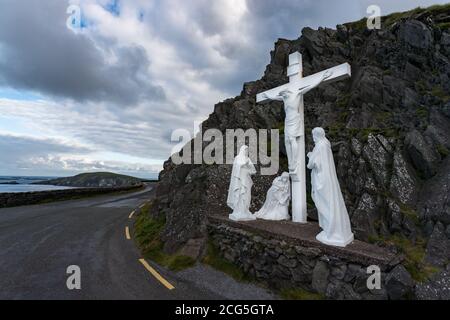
<box><xmin>134</xmin><ymin>203</ymin><xmax>196</xmax><ymax>272</ymax></box>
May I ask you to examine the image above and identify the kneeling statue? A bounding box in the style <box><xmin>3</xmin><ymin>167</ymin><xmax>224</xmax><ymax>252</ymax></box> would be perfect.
<box><xmin>255</xmin><ymin>172</ymin><xmax>291</xmax><ymax>221</ymax></box>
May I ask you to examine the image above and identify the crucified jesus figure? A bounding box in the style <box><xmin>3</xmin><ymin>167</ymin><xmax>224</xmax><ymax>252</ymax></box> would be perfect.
<box><xmin>260</xmin><ymin>70</ymin><xmax>333</xmax><ymax>174</ymax></box>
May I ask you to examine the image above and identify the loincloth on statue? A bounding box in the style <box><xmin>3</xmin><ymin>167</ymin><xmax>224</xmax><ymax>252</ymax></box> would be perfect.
<box><xmin>285</xmin><ymin>115</ymin><xmax>303</xmax><ymax>138</ymax></box>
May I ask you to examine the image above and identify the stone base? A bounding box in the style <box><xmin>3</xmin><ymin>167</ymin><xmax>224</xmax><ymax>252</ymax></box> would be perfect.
<box><xmin>207</xmin><ymin>215</ymin><xmax>404</xmax><ymax>300</ymax></box>
<box><xmin>229</xmin><ymin>213</ymin><xmax>256</xmax><ymax>222</ymax></box>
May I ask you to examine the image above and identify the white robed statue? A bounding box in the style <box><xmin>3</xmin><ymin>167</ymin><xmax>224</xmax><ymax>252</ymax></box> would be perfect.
<box><xmin>307</xmin><ymin>127</ymin><xmax>354</xmax><ymax>247</ymax></box>
<box><xmin>256</xmin><ymin>172</ymin><xmax>291</xmax><ymax>221</ymax></box>
<box><xmin>227</xmin><ymin>145</ymin><xmax>257</xmax><ymax>221</ymax></box>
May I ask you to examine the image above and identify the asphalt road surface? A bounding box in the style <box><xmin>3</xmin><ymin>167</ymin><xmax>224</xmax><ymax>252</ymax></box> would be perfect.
<box><xmin>0</xmin><ymin>186</ymin><xmax>224</xmax><ymax>300</ymax></box>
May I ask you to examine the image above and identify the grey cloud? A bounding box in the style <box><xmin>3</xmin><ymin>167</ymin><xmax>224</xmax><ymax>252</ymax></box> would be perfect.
<box><xmin>0</xmin><ymin>0</ymin><xmax>165</xmax><ymax>105</ymax></box>
<box><xmin>21</xmin><ymin>156</ymin><xmax>161</xmax><ymax>178</ymax></box>
<box><xmin>1</xmin><ymin>0</ymin><xmax>448</xmax><ymax>178</ymax></box>
<box><xmin>0</xmin><ymin>134</ymin><xmax>91</xmax><ymax>164</ymax></box>
<box><xmin>0</xmin><ymin>133</ymin><xmax>160</xmax><ymax>178</ymax></box>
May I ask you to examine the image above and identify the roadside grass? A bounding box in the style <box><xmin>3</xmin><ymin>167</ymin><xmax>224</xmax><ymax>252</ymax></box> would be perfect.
<box><xmin>280</xmin><ymin>288</ymin><xmax>325</xmax><ymax>300</ymax></box>
<box><xmin>134</xmin><ymin>203</ymin><xmax>195</xmax><ymax>272</ymax></box>
<box><xmin>202</xmin><ymin>239</ymin><xmax>325</xmax><ymax>300</ymax></box>
<box><xmin>202</xmin><ymin>240</ymin><xmax>251</xmax><ymax>282</ymax></box>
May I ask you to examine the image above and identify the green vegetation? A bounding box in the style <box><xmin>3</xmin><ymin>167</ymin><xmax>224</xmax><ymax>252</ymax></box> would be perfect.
<box><xmin>201</xmin><ymin>240</ymin><xmax>322</xmax><ymax>300</ymax></box>
<box><xmin>343</xmin><ymin>17</ymin><xmax>367</xmax><ymax>31</ymax></box>
<box><xmin>359</xmin><ymin>127</ymin><xmax>398</xmax><ymax>142</ymax></box>
<box><xmin>326</xmin><ymin>123</ymin><xmax>345</xmax><ymax>140</ymax></box>
<box><xmin>424</xmin><ymin>3</ymin><xmax>450</xmax><ymax>15</ymax></box>
<box><xmin>382</xmin><ymin>7</ymin><xmax>424</xmax><ymax>27</ymax></box>
<box><xmin>399</xmin><ymin>204</ymin><xmax>420</xmax><ymax>226</ymax></box>
<box><xmin>431</xmin><ymin>85</ymin><xmax>450</xmax><ymax>103</ymax></box>
<box><xmin>202</xmin><ymin>240</ymin><xmax>324</xmax><ymax>300</ymax></box>
<box><xmin>375</xmin><ymin>111</ymin><xmax>392</xmax><ymax>122</ymax></box>
<box><xmin>370</xmin><ymin>234</ymin><xmax>438</xmax><ymax>282</ymax></box>
<box><xmin>343</xmin><ymin>4</ymin><xmax>450</xmax><ymax>31</ymax></box>
<box><xmin>134</xmin><ymin>203</ymin><xmax>196</xmax><ymax>272</ymax></box>
<box><xmin>415</xmin><ymin>80</ymin><xmax>428</xmax><ymax>95</ymax></box>
<box><xmin>415</xmin><ymin>106</ymin><xmax>429</xmax><ymax>120</ymax></box>
<box><xmin>389</xmin><ymin>235</ymin><xmax>438</xmax><ymax>282</ymax></box>
<box><xmin>336</xmin><ymin>93</ymin><xmax>351</xmax><ymax>109</ymax></box>
<box><xmin>415</xmin><ymin>82</ymin><xmax>450</xmax><ymax>104</ymax></box>
<box><xmin>275</xmin><ymin>122</ymin><xmax>285</xmax><ymax>136</ymax></box>
<box><xmin>437</xmin><ymin>145</ymin><xmax>449</xmax><ymax>158</ymax></box>
<box><xmin>382</xmin><ymin>4</ymin><xmax>450</xmax><ymax>27</ymax></box>
<box><xmin>202</xmin><ymin>240</ymin><xmax>251</xmax><ymax>282</ymax></box>
<box><xmin>437</xmin><ymin>22</ymin><xmax>450</xmax><ymax>30</ymax></box>
<box><xmin>325</xmin><ymin>125</ymin><xmax>398</xmax><ymax>143</ymax></box>
<box><xmin>280</xmin><ymin>287</ymin><xmax>325</xmax><ymax>300</ymax></box>
<box><xmin>338</xmin><ymin>111</ymin><xmax>350</xmax><ymax>123</ymax></box>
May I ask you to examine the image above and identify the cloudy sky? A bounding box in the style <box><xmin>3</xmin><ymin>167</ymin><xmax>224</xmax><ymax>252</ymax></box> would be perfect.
<box><xmin>0</xmin><ymin>0</ymin><xmax>446</xmax><ymax>178</ymax></box>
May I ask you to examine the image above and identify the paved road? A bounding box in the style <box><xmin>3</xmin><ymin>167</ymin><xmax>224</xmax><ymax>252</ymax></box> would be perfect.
<box><xmin>0</xmin><ymin>187</ymin><xmax>222</xmax><ymax>300</ymax></box>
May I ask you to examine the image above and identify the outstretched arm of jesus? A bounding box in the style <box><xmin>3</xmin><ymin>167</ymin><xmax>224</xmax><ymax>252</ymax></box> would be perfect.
<box><xmin>298</xmin><ymin>70</ymin><xmax>333</xmax><ymax>95</ymax></box>
<box><xmin>260</xmin><ymin>91</ymin><xmax>283</xmax><ymax>102</ymax></box>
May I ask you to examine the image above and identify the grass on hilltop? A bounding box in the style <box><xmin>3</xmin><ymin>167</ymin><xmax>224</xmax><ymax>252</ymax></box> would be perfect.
<box><xmin>344</xmin><ymin>3</ymin><xmax>450</xmax><ymax>30</ymax></box>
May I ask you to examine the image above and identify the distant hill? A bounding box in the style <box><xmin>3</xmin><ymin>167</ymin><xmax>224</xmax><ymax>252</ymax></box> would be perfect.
<box><xmin>36</xmin><ymin>172</ymin><xmax>144</xmax><ymax>188</ymax></box>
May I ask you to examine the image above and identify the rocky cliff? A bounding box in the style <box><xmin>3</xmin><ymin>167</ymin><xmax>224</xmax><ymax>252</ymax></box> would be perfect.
<box><xmin>151</xmin><ymin>5</ymin><xmax>450</xmax><ymax>291</ymax></box>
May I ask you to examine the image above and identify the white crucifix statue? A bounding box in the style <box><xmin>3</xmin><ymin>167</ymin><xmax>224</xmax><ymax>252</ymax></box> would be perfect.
<box><xmin>257</xmin><ymin>52</ymin><xmax>351</xmax><ymax>223</ymax></box>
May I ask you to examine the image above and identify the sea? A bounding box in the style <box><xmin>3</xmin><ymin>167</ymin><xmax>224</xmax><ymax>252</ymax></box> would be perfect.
<box><xmin>0</xmin><ymin>176</ymin><xmax>75</xmax><ymax>193</ymax></box>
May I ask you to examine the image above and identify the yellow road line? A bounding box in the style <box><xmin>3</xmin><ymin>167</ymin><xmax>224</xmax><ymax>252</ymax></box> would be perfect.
<box><xmin>125</xmin><ymin>226</ymin><xmax>131</xmax><ymax>240</ymax></box>
<box><xmin>128</xmin><ymin>210</ymin><xmax>135</xmax><ymax>219</ymax></box>
<box><xmin>139</xmin><ymin>203</ymin><xmax>146</xmax><ymax>209</ymax></box>
<box><xmin>139</xmin><ymin>259</ymin><xmax>175</xmax><ymax>290</ymax></box>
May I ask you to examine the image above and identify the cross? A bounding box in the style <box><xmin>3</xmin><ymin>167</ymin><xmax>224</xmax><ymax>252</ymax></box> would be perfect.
<box><xmin>257</xmin><ymin>52</ymin><xmax>351</xmax><ymax>223</ymax></box>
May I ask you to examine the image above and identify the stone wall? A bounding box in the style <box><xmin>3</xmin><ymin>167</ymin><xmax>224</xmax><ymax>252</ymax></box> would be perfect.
<box><xmin>207</xmin><ymin>216</ymin><xmax>412</xmax><ymax>300</ymax></box>
<box><xmin>0</xmin><ymin>185</ymin><xmax>143</xmax><ymax>208</ymax></box>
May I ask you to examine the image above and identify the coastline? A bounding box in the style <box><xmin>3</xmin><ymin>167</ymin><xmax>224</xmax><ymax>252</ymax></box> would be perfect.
<box><xmin>0</xmin><ymin>184</ymin><xmax>145</xmax><ymax>209</ymax></box>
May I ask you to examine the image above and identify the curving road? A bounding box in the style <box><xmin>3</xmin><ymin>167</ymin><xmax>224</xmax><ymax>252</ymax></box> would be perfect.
<box><xmin>0</xmin><ymin>186</ymin><xmax>221</xmax><ymax>300</ymax></box>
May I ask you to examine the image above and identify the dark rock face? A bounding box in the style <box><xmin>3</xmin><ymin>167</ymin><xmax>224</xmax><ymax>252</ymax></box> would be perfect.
<box><xmin>312</xmin><ymin>261</ymin><xmax>330</xmax><ymax>294</ymax></box>
<box><xmin>152</xmin><ymin>7</ymin><xmax>450</xmax><ymax>279</ymax></box>
<box><xmin>385</xmin><ymin>265</ymin><xmax>415</xmax><ymax>300</ymax></box>
<box><xmin>405</xmin><ymin>130</ymin><xmax>440</xmax><ymax>179</ymax></box>
<box><xmin>419</xmin><ymin>157</ymin><xmax>450</xmax><ymax>225</ymax></box>
<box><xmin>415</xmin><ymin>265</ymin><xmax>450</xmax><ymax>300</ymax></box>
<box><xmin>398</xmin><ymin>20</ymin><xmax>433</xmax><ymax>49</ymax></box>
<box><xmin>425</xmin><ymin>222</ymin><xmax>450</xmax><ymax>268</ymax></box>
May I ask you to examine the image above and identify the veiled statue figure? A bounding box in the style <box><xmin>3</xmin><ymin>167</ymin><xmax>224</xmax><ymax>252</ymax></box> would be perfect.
<box><xmin>307</xmin><ymin>127</ymin><xmax>354</xmax><ymax>247</ymax></box>
<box><xmin>227</xmin><ymin>145</ymin><xmax>257</xmax><ymax>221</ymax></box>
<box><xmin>255</xmin><ymin>172</ymin><xmax>291</xmax><ymax>221</ymax></box>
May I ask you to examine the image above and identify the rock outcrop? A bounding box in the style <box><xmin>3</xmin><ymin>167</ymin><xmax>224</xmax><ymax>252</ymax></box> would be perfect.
<box><xmin>150</xmin><ymin>5</ymin><xmax>450</xmax><ymax>295</ymax></box>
